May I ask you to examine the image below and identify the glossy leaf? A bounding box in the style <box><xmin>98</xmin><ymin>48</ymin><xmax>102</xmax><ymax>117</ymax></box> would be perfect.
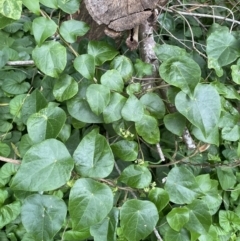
<box><xmin>219</xmin><ymin>210</ymin><xmax>240</xmax><ymax>232</ymax></box>
<box><xmin>69</xmin><ymin>178</ymin><xmax>114</xmax><ymax>230</ymax></box>
<box><xmin>32</xmin><ymin>17</ymin><xmax>57</xmax><ymax>45</ymax></box>
<box><xmin>140</xmin><ymin>92</ymin><xmax>165</xmax><ymax>119</ymax></box>
<box><xmin>22</xmin><ymin>0</ymin><xmax>40</xmax><ymax>14</ymax></box>
<box><xmin>149</xmin><ymin>188</ymin><xmax>169</xmax><ymax>213</ymax></box>
<box><xmin>119</xmin><ymin>165</ymin><xmax>152</xmax><ymax>188</ymax></box>
<box><xmin>73</xmin><ymin>129</ymin><xmax>114</xmax><ymax>178</ymax></box>
<box><xmin>120</xmin><ymin>200</ymin><xmax>159</xmax><ymax>241</ymax></box>
<box><xmin>217</xmin><ymin>167</ymin><xmax>236</xmax><ymax>190</ymax></box>
<box><xmin>27</xmin><ymin>106</ymin><xmax>66</xmax><ymax>143</ymax></box>
<box><xmin>111</xmin><ymin>140</ymin><xmax>138</xmax><ymax>161</ymax></box>
<box><xmin>53</xmin><ymin>74</ymin><xmax>78</xmax><ymax>102</ymax></box>
<box><xmin>121</xmin><ymin>95</ymin><xmax>144</xmax><ymax>122</ymax></box>
<box><xmin>165</xmin><ymin>166</ymin><xmax>200</xmax><ymax>204</ymax></box>
<box><xmin>57</xmin><ymin>0</ymin><xmax>81</xmax><ymax>14</ymax></box>
<box><xmin>11</xmin><ymin>139</ymin><xmax>74</xmax><ymax>191</ymax></box>
<box><xmin>167</xmin><ymin>207</ymin><xmax>189</xmax><ymax>231</ymax></box>
<box><xmin>163</xmin><ymin>113</ymin><xmax>186</xmax><ymax>136</ymax></box>
<box><xmin>165</xmin><ymin>228</ymin><xmax>191</xmax><ymax>241</ymax></box>
<box><xmin>21</xmin><ymin>194</ymin><xmax>67</xmax><ymax>241</ymax></box>
<box><xmin>159</xmin><ymin>56</ymin><xmax>201</xmax><ymax>94</ymax></box>
<box><xmin>135</xmin><ymin>114</ymin><xmax>160</xmax><ymax>144</ymax></box>
<box><xmin>100</xmin><ymin>69</ymin><xmax>124</xmax><ymax>92</ymax></box>
<box><xmin>73</xmin><ymin>54</ymin><xmax>95</xmax><ymax>80</ymax></box>
<box><xmin>32</xmin><ymin>41</ymin><xmax>67</xmax><ymax>78</ymax></box>
<box><xmin>88</xmin><ymin>41</ymin><xmax>118</xmax><ymax>66</ymax></box>
<box><xmin>175</xmin><ymin>84</ymin><xmax>221</xmax><ymax>137</ymax></box>
<box><xmin>86</xmin><ymin>84</ymin><xmax>110</xmax><ymax>115</ymax></box>
<box><xmin>39</xmin><ymin>0</ymin><xmax>57</xmax><ymax>8</ymax></box>
<box><xmin>103</xmin><ymin>92</ymin><xmax>126</xmax><ymax>123</ymax></box>
<box><xmin>110</xmin><ymin>55</ymin><xmax>134</xmax><ymax>82</ymax></box>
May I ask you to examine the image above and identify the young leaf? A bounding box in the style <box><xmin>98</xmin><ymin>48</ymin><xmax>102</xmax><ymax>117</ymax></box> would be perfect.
<box><xmin>111</xmin><ymin>140</ymin><xmax>138</xmax><ymax>162</ymax></box>
<box><xmin>60</xmin><ymin>20</ymin><xmax>89</xmax><ymax>43</ymax></box>
<box><xmin>27</xmin><ymin>106</ymin><xmax>66</xmax><ymax>143</ymax></box>
<box><xmin>219</xmin><ymin>210</ymin><xmax>240</xmax><ymax>232</ymax></box>
<box><xmin>135</xmin><ymin>114</ymin><xmax>160</xmax><ymax>144</ymax></box>
<box><xmin>134</xmin><ymin>59</ymin><xmax>153</xmax><ymax>78</ymax></box>
<box><xmin>86</xmin><ymin>84</ymin><xmax>110</xmax><ymax>115</ymax></box>
<box><xmin>53</xmin><ymin>74</ymin><xmax>78</xmax><ymax>102</ymax></box>
<box><xmin>32</xmin><ymin>17</ymin><xmax>57</xmax><ymax>45</ymax></box>
<box><xmin>121</xmin><ymin>95</ymin><xmax>144</xmax><ymax>122</ymax></box>
<box><xmin>73</xmin><ymin>129</ymin><xmax>114</xmax><ymax>178</ymax></box>
<box><xmin>175</xmin><ymin>84</ymin><xmax>221</xmax><ymax>137</ymax></box>
<box><xmin>165</xmin><ymin>166</ymin><xmax>200</xmax><ymax>204</ymax></box>
<box><xmin>119</xmin><ymin>165</ymin><xmax>152</xmax><ymax>188</ymax></box>
<box><xmin>120</xmin><ymin>200</ymin><xmax>159</xmax><ymax>241</ymax></box>
<box><xmin>103</xmin><ymin>92</ymin><xmax>126</xmax><ymax>123</ymax></box>
<box><xmin>88</xmin><ymin>41</ymin><xmax>118</xmax><ymax>66</ymax></box>
<box><xmin>73</xmin><ymin>54</ymin><xmax>95</xmax><ymax>80</ymax></box>
<box><xmin>21</xmin><ymin>194</ymin><xmax>67</xmax><ymax>241</ymax></box>
<box><xmin>32</xmin><ymin>41</ymin><xmax>67</xmax><ymax>78</ymax></box>
<box><xmin>11</xmin><ymin>139</ymin><xmax>74</xmax><ymax>191</ymax></box>
<box><xmin>110</xmin><ymin>55</ymin><xmax>134</xmax><ymax>82</ymax></box>
<box><xmin>100</xmin><ymin>69</ymin><xmax>124</xmax><ymax>92</ymax></box>
<box><xmin>159</xmin><ymin>56</ymin><xmax>201</xmax><ymax>94</ymax></box>
<box><xmin>69</xmin><ymin>178</ymin><xmax>114</xmax><ymax>230</ymax></box>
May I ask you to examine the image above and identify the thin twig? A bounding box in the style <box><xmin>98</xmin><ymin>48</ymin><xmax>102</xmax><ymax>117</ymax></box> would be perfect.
<box><xmin>156</xmin><ymin>143</ymin><xmax>165</xmax><ymax>162</ymax></box>
<box><xmin>6</xmin><ymin>60</ymin><xmax>35</xmax><ymax>66</ymax></box>
<box><xmin>0</xmin><ymin>156</ymin><xmax>21</xmax><ymax>165</ymax></box>
<box><xmin>153</xmin><ymin>227</ymin><xmax>163</xmax><ymax>241</ymax></box>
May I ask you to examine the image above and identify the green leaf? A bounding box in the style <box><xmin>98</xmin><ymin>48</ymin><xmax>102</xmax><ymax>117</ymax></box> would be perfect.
<box><xmin>0</xmin><ymin>200</ymin><xmax>21</xmax><ymax>229</ymax></box>
<box><xmin>103</xmin><ymin>92</ymin><xmax>126</xmax><ymax>123</ymax></box>
<box><xmin>67</xmin><ymin>81</ymin><xmax>103</xmax><ymax>123</ymax></box>
<box><xmin>111</xmin><ymin>140</ymin><xmax>138</xmax><ymax>161</ymax></box>
<box><xmin>217</xmin><ymin>167</ymin><xmax>236</xmax><ymax>190</ymax></box>
<box><xmin>11</xmin><ymin>139</ymin><xmax>74</xmax><ymax>191</ymax></box>
<box><xmin>27</xmin><ymin>106</ymin><xmax>66</xmax><ymax>143</ymax></box>
<box><xmin>63</xmin><ymin>230</ymin><xmax>91</xmax><ymax>241</ymax></box>
<box><xmin>21</xmin><ymin>194</ymin><xmax>67</xmax><ymax>241</ymax></box>
<box><xmin>69</xmin><ymin>178</ymin><xmax>114</xmax><ymax>230</ymax></box>
<box><xmin>121</xmin><ymin>95</ymin><xmax>144</xmax><ymax>122</ymax></box>
<box><xmin>119</xmin><ymin>164</ymin><xmax>152</xmax><ymax>188</ymax></box>
<box><xmin>231</xmin><ymin>62</ymin><xmax>240</xmax><ymax>84</ymax></box>
<box><xmin>206</xmin><ymin>29</ymin><xmax>240</xmax><ymax>74</ymax></box>
<box><xmin>59</xmin><ymin>19</ymin><xmax>89</xmax><ymax>43</ymax></box>
<box><xmin>154</xmin><ymin>43</ymin><xmax>188</xmax><ymax>62</ymax></box>
<box><xmin>222</xmin><ymin>125</ymin><xmax>240</xmax><ymax>141</ymax></box>
<box><xmin>135</xmin><ymin>114</ymin><xmax>160</xmax><ymax>144</ymax></box>
<box><xmin>185</xmin><ymin>200</ymin><xmax>212</xmax><ymax>234</ymax></box>
<box><xmin>57</xmin><ymin>0</ymin><xmax>80</xmax><ymax>14</ymax></box>
<box><xmin>120</xmin><ymin>200</ymin><xmax>159</xmax><ymax>241</ymax></box>
<box><xmin>126</xmin><ymin>83</ymin><xmax>141</xmax><ymax>95</ymax></box>
<box><xmin>21</xmin><ymin>89</ymin><xmax>48</xmax><ymax>124</ymax></box>
<box><xmin>73</xmin><ymin>54</ymin><xmax>95</xmax><ymax>80</ymax></box>
<box><xmin>22</xmin><ymin>0</ymin><xmax>40</xmax><ymax>14</ymax></box>
<box><xmin>219</xmin><ymin>210</ymin><xmax>240</xmax><ymax>232</ymax></box>
<box><xmin>53</xmin><ymin>74</ymin><xmax>78</xmax><ymax>102</ymax></box>
<box><xmin>110</xmin><ymin>55</ymin><xmax>134</xmax><ymax>82</ymax></box>
<box><xmin>175</xmin><ymin>84</ymin><xmax>221</xmax><ymax>137</ymax></box>
<box><xmin>73</xmin><ymin>129</ymin><xmax>114</xmax><ymax>178</ymax></box>
<box><xmin>9</xmin><ymin>94</ymin><xmax>27</xmax><ymax>119</ymax></box>
<box><xmin>0</xmin><ymin>50</ymin><xmax>8</xmax><ymax>68</ymax></box>
<box><xmin>0</xmin><ymin>142</ymin><xmax>10</xmax><ymax>157</ymax></box>
<box><xmin>159</xmin><ymin>56</ymin><xmax>201</xmax><ymax>94</ymax></box>
<box><xmin>2</xmin><ymin>71</ymin><xmax>30</xmax><ymax>94</ymax></box>
<box><xmin>32</xmin><ymin>17</ymin><xmax>57</xmax><ymax>45</ymax></box>
<box><xmin>88</xmin><ymin>41</ymin><xmax>118</xmax><ymax>66</ymax></box>
<box><xmin>165</xmin><ymin>166</ymin><xmax>200</xmax><ymax>204</ymax></box>
<box><xmin>134</xmin><ymin>59</ymin><xmax>152</xmax><ymax>78</ymax></box>
<box><xmin>165</xmin><ymin>228</ymin><xmax>191</xmax><ymax>241</ymax></box>
<box><xmin>140</xmin><ymin>93</ymin><xmax>165</xmax><ymax>119</ymax></box>
<box><xmin>0</xmin><ymin>120</ymin><xmax>12</xmax><ymax>132</ymax></box>
<box><xmin>39</xmin><ymin>0</ymin><xmax>57</xmax><ymax>8</ymax></box>
<box><xmin>32</xmin><ymin>41</ymin><xmax>67</xmax><ymax>78</ymax></box>
<box><xmin>86</xmin><ymin>84</ymin><xmax>110</xmax><ymax>115</ymax></box>
<box><xmin>167</xmin><ymin>207</ymin><xmax>189</xmax><ymax>231</ymax></box>
<box><xmin>0</xmin><ymin>0</ymin><xmax>22</xmax><ymax>20</ymax></box>
<box><xmin>100</xmin><ymin>69</ymin><xmax>124</xmax><ymax>92</ymax></box>
<box><xmin>163</xmin><ymin>113</ymin><xmax>186</xmax><ymax>136</ymax></box>
<box><xmin>90</xmin><ymin>208</ymin><xmax>119</xmax><ymax>241</ymax></box>
<box><xmin>148</xmin><ymin>188</ymin><xmax>169</xmax><ymax>212</ymax></box>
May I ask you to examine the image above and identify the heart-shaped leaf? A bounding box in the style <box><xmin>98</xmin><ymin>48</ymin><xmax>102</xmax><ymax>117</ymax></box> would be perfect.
<box><xmin>175</xmin><ymin>84</ymin><xmax>221</xmax><ymax>137</ymax></box>
<box><xmin>11</xmin><ymin>139</ymin><xmax>74</xmax><ymax>191</ymax></box>
<box><xmin>21</xmin><ymin>194</ymin><xmax>67</xmax><ymax>241</ymax></box>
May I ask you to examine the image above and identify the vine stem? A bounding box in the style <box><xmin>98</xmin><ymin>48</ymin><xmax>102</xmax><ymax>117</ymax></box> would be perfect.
<box><xmin>0</xmin><ymin>156</ymin><xmax>21</xmax><ymax>165</ymax></box>
<box><xmin>153</xmin><ymin>227</ymin><xmax>163</xmax><ymax>241</ymax></box>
